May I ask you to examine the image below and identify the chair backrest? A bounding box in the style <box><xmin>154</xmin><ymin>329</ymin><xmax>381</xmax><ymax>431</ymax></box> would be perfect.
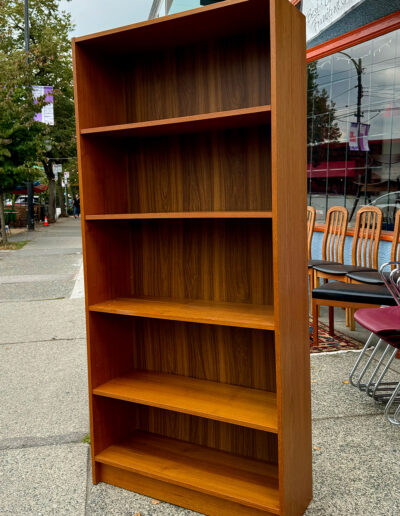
<box><xmin>390</xmin><ymin>210</ymin><xmax>400</xmax><ymax>263</ymax></box>
<box><xmin>321</xmin><ymin>206</ymin><xmax>348</xmax><ymax>263</ymax></box>
<box><xmin>352</xmin><ymin>206</ymin><xmax>382</xmax><ymax>269</ymax></box>
<box><xmin>380</xmin><ymin>261</ymin><xmax>400</xmax><ymax>306</ymax></box>
<box><xmin>307</xmin><ymin>206</ymin><xmax>316</xmax><ymax>260</ymax></box>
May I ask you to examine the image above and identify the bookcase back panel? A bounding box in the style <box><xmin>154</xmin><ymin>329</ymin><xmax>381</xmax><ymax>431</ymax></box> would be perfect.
<box><xmin>92</xmin><ymin>397</ymin><xmax>278</xmax><ymax>464</ymax></box>
<box><xmin>130</xmin><ymin>219</ymin><xmax>273</xmax><ymax>304</ymax></box>
<box><xmin>81</xmin><ymin>126</ymin><xmax>271</xmax><ymax>215</ymax></box>
<box><xmin>88</xmin><ymin>313</ymin><xmax>276</xmax><ymax>392</ymax></box>
<box><xmin>84</xmin><ymin>219</ymin><xmax>273</xmax><ymax>305</ymax></box>
<box><xmin>75</xmin><ymin>29</ymin><xmax>270</xmax><ymax>129</ymax></box>
<box><xmin>125</xmin><ymin>30</ymin><xmax>270</xmax><ymax>123</ymax></box>
<box><xmin>128</xmin><ymin>127</ymin><xmax>271</xmax><ymax>213</ymax></box>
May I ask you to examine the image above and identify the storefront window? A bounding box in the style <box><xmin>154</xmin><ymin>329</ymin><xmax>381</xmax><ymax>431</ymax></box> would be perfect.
<box><xmin>308</xmin><ymin>29</ymin><xmax>400</xmax><ymax>230</ymax></box>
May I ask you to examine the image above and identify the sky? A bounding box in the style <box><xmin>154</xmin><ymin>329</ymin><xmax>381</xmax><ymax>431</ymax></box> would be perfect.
<box><xmin>59</xmin><ymin>0</ymin><xmax>154</xmax><ymax>38</ymax></box>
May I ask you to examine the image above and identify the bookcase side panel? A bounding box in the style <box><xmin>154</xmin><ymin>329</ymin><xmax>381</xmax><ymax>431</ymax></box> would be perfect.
<box><xmin>270</xmin><ymin>1</ymin><xmax>312</xmax><ymax>515</ymax></box>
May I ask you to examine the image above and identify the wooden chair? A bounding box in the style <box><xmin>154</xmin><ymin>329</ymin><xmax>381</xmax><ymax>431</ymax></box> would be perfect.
<box><xmin>345</xmin><ymin>209</ymin><xmax>400</xmax><ymax>329</ymax></box>
<box><xmin>346</xmin><ymin>209</ymin><xmax>400</xmax><ymax>286</ymax></box>
<box><xmin>307</xmin><ymin>206</ymin><xmax>316</xmax><ymax>261</ymax></box>
<box><xmin>308</xmin><ymin>206</ymin><xmax>348</xmax><ymax>309</ymax></box>
<box><xmin>313</xmin><ymin>206</ymin><xmax>382</xmax><ymax>332</ymax></box>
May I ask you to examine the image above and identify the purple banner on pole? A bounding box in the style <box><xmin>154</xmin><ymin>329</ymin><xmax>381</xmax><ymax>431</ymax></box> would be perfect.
<box><xmin>349</xmin><ymin>122</ymin><xmax>358</xmax><ymax>151</ymax></box>
<box><xmin>33</xmin><ymin>86</ymin><xmax>54</xmax><ymax>125</ymax></box>
<box><xmin>359</xmin><ymin>123</ymin><xmax>370</xmax><ymax>152</ymax></box>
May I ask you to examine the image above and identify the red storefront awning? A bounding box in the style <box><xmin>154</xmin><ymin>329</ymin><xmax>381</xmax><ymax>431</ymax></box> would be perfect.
<box><xmin>307</xmin><ymin>161</ymin><xmax>357</xmax><ymax>178</ymax></box>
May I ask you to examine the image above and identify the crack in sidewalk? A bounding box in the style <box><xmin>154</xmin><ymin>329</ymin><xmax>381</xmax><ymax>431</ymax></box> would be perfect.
<box><xmin>0</xmin><ymin>432</ymin><xmax>89</xmax><ymax>451</ymax></box>
<box><xmin>0</xmin><ymin>337</ymin><xmax>86</xmax><ymax>346</ymax></box>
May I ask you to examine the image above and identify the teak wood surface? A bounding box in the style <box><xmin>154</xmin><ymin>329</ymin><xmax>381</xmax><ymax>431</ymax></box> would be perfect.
<box><xmin>73</xmin><ymin>0</ymin><xmax>311</xmax><ymax>514</ymax></box>
<box><xmin>93</xmin><ymin>369</ymin><xmax>278</xmax><ymax>432</ymax></box>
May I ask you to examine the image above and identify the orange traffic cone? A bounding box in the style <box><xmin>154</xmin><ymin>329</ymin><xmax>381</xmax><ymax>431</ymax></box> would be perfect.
<box><xmin>44</xmin><ymin>216</ymin><xmax>49</xmax><ymax>227</ymax></box>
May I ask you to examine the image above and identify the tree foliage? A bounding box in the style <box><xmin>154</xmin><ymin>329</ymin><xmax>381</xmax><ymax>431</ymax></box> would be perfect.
<box><xmin>0</xmin><ymin>0</ymin><xmax>76</xmax><ymax>231</ymax></box>
<box><xmin>307</xmin><ymin>61</ymin><xmax>341</xmax><ymax>166</ymax></box>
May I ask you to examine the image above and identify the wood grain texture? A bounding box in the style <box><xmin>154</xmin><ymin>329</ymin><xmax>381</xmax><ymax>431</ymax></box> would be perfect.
<box><xmin>88</xmin><ymin>316</ymin><xmax>276</xmax><ymax>392</ymax></box>
<box><xmin>81</xmin><ymin>126</ymin><xmax>271</xmax><ymax>216</ymax></box>
<box><xmin>73</xmin><ymin>0</ymin><xmax>312</xmax><ymax>511</ymax></box>
<box><xmin>270</xmin><ymin>1</ymin><xmax>312</xmax><ymax>514</ymax></box>
<box><xmin>89</xmin><ymin>297</ymin><xmax>274</xmax><ymax>330</ymax></box>
<box><xmin>96</xmin><ymin>431</ymin><xmax>280</xmax><ymax>513</ymax></box>
<box><xmin>75</xmin><ymin>26</ymin><xmax>270</xmax><ymax>129</ymax></box>
<box><xmin>93</xmin><ymin>369</ymin><xmax>278</xmax><ymax>432</ymax></box>
<box><xmin>99</xmin><ymin>463</ymin><xmax>277</xmax><ymax>516</ymax></box>
<box><xmin>130</xmin><ymin>220</ymin><xmax>273</xmax><ymax>303</ymax></box>
<box><xmin>74</xmin><ymin>0</ymin><xmax>269</xmax><ymax>55</ymax></box>
<box><xmin>81</xmin><ymin>106</ymin><xmax>271</xmax><ymax>137</ymax></box>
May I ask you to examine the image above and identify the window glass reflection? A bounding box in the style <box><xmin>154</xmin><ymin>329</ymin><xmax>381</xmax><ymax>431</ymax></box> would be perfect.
<box><xmin>307</xmin><ymin>28</ymin><xmax>400</xmax><ymax>229</ymax></box>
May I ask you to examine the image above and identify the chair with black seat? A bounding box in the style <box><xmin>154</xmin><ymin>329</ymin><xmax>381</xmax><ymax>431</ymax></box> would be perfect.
<box><xmin>349</xmin><ymin>264</ymin><xmax>400</xmax><ymax>426</ymax></box>
<box><xmin>313</xmin><ymin>205</ymin><xmax>382</xmax><ymax>332</ymax></box>
<box><xmin>345</xmin><ymin>209</ymin><xmax>400</xmax><ymax>328</ymax></box>
<box><xmin>347</xmin><ymin>209</ymin><xmax>400</xmax><ymax>286</ymax></box>
<box><xmin>307</xmin><ymin>206</ymin><xmax>348</xmax><ymax>306</ymax></box>
<box><xmin>311</xmin><ymin>281</ymin><xmax>397</xmax><ymax>346</ymax></box>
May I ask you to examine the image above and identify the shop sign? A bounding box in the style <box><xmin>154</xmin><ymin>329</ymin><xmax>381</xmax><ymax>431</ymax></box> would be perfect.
<box><xmin>302</xmin><ymin>0</ymin><xmax>364</xmax><ymax>41</ymax></box>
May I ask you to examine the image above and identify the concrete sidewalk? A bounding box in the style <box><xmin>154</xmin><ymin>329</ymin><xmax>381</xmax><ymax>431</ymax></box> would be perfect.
<box><xmin>0</xmin><ymin>218</ymin><xmax>399</xmax><ymax>515</ymax></box>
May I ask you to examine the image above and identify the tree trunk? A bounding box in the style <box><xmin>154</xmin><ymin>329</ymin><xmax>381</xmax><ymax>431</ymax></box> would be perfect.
<box><xmin>0</xmin><ymin>193</ymin><xmax>7</xmax><ymax>244</ymax></box>
<box><xmin>48</xmin><ymin>178</ymin><xmax>56</xmax><ymax>222</ymax></box>
<box><xmin>42</xmin><ymin>160</ymin><xmax>56</xmax><ymax>223</ymax></box>
<box><xmin>58</xmin><ymin>175</ymin><xmax>67</xmax><ymax>217</ymax></box>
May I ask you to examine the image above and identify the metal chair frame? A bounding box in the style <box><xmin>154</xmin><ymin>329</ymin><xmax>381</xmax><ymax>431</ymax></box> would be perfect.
<box><xmin>349</xmin><ymin>261</ymin><xmax>400</xmax><ymax>425</ymax></box>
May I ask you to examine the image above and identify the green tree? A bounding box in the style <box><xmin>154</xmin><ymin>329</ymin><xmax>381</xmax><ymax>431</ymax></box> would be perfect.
<box><xmin>0</xmin><ymin>0</ymin><xmax>76</xmax><ymax>223</ymax></box>
<box><xmin>307</xmin><ymin>61</ymin><xmax>341</xmax><ymax>166</ymax></box>
<box><xmin>0</xmin><ymin>46</ymin><xmax>43</xmax><ymax>243</ymax></box>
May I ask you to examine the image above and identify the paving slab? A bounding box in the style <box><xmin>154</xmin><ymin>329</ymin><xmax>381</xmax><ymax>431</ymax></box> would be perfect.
<box><xmin>305</xmin><ymin>415</ymin><xmax>400</xmax><ymax>516</ymax></box>
<box><xmin>0</xmin><ymin>443</ymin><xmax>88</xmax><ymax>515</ymax></box>
<box><xmin>310</xmin><ymin>352</ymin><xmax>385</xmax><ymax>419</ymax></box>
<box><xmin>0</xmin><ymin>339</ymin><xmax>88</xmax><ymax>442</ymax></box>
<box><xmin>0</xmin><ymin>298</ymin><xmax>86</xmax><ymax>343</ymax></box>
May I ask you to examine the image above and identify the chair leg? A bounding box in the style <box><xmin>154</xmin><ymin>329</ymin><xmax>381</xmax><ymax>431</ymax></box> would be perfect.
<box><xmin>369</xmin><ymin>348</ymin><xmax>398</xmax><ymax>399</ymax></box>
<box><xmin>357</xmin><ymin>339</ymin><xmax>384</xmax><ymax>391</ymax></box>
<box><xmin>308</xmin><ymin>270</ymin><xmax>314</xmax><ymax>313</ymax></box>
<box><xmin>328</xmin><ymin>306</ymin><xmax>334</xmax><ymax>336</ymax></box>
<box><xmin>350</xmin><ymin>308</ymin><xmax>356</xmax><ymax>331</ymax></box>
<box><xmin>312</xmin><ymin>299</ymin><xmax>319</xmax><ymax>346</ymax></box>
<box><xmin>385</xmin><ymin>381</ymin><xmax>400</xmax><ymax>425</ymax></box>
<box><xmin>349</xmin><ymin>333</ymin><xmax>376</xmax><ymax>387</ymax></box>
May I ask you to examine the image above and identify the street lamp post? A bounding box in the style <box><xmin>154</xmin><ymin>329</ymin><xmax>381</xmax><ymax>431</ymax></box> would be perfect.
<box><xmin>25</xmin><ymin>0</ymin><xmax>35</xmax><ymax>231</ymax></box>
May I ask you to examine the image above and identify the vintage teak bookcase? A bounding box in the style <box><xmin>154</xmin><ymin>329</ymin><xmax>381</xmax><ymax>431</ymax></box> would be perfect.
<box><xmin>72</xmin><ymin>0</ymin><xmax>311</xmax><ymax>514</ymax></box>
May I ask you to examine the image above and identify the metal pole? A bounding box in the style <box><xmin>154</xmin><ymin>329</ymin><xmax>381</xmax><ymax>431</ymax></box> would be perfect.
<box><xmin>24</xmin><ymin>0</ymin><xmax>29</xmax><ymax>53</ymax></box>
<box><xmin>25</xmin><ymin>0</ymin><xmax>34</xmax><ymax>230</ymax></box>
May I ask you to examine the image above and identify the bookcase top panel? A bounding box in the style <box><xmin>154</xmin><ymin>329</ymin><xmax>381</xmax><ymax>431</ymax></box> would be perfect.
<box><xmin>73</xmin><ymin>0</ymin><xmax>270</xmax><ymax>55</ymax></box>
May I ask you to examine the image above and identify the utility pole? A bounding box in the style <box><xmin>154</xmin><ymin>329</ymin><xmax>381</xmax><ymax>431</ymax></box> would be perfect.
<box><xmin>25</xmin><ymin>0</ymin><xmax>35</xmax><ymax>231</ymax></box>
<box><xmin>339</xmin><ymin>52</ymin><xmax>364</xmax><ymax>222</ymax></box>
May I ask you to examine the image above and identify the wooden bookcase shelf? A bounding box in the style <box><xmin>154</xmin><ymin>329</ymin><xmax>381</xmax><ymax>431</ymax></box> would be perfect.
<box><xmin>89</xmin><ymin>297</ymin><xmax>275</xmax><ymax>330</ymax></box>
<box><xmin>93</xmin><ymin>369</ymin><xmax>278</xmax><ymax>432</ymax></box>
<box><xmin>73</xmin><ymin>0</ymin><xmax>311</xmax><ymax>514</ymax></box>
<box><xmin>96</xmin><ymin>432</ymin><xmax>280</xmax><ymax>514</ymax></box>
<box><xmin>85</xmin><ymin>211</ymin><xmax>273</xmax><ymax>220</ymax></box>
<box><xmin>81</xmin><ymin>106</ymin><xmax>271</xmax><ymax>138</ymax></box>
